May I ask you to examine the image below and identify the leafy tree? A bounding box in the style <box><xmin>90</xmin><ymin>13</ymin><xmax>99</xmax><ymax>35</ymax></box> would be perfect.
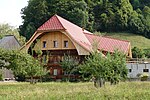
<box><xmin>20</xmin><ymin>0</ymin><xmax>48</xmax><ymax>40</ymax></box>
<box><xmin>80</xmin><ymin>52</ymin><xmax>106</xmax><ymax>87</ymax></box>
<box><xmin>129</xmin><ymin>0</ymin><xmax>140</xmax><ymax>10</ymax></box>
<box><xmin>0</xmin><ymin>48</ymin><xmax>46</xmax><ymax>83</ymax></box>
<box><xmin>128</xmin><ymin>10</ymin><xmax>145</xmax><ymax>35</ymax></box>
<box><xmin>113</xmin><ymin>0</ymin><xmax>133</xmax><ymax>31</ymax></box>
<box><xmin>132</xmin><ymin>47</ymin><xmax>145</xmax><ymax>58</ymax></box>
<box><xmin>80</xmin><ymin>50</ymin><xmax>127</xmax><ymax>87</ymax></box>
<box><xmin>109</xmin><ymin>50</ymin><xmax>127</xmax><ymax>85</ymax></box>
<box><xmin>144</xmin><ymin>49</ymin><xmax>150</xmax><ymax>58</ymax></box>
<box><xmin>20</xmin><ymin>0</ymin><xmax>93</xmax><ymax>39</ymax></box>
<box><xmin>60</xmin><ymin>55</ymin><xmax>79</xmax><ymax>81</ymax></box>
<box><xmin>142</xmin><ymin>6</ymin><xmax>150</xmax><ymax>38</ymax></box>
<box><xmin>0</xmin><ymin>23</ymin><xmax>26</xmax><ymax>45</ymax></box>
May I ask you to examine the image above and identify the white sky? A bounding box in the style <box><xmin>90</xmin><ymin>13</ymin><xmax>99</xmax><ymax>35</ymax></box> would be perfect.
<box><xmin>0</xmin><ymin>0</ymin><xmax>28</xmax><ymax>28</ymax></box>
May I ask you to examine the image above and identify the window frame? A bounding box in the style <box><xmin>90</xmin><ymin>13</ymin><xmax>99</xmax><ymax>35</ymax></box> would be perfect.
<box><xmin>43</xmin><ymin>41</ymin><xmax>46</xmax><ymax>48</ymax></box>
<box><xmin>53</xmin><ymin>40</ymin><xmax>58</xmax><ymax>48</ymax></box>
<box><xmin>64</xmin><ymin>40</ymin><xmax>68</xmax><ymax>48</ymax></box>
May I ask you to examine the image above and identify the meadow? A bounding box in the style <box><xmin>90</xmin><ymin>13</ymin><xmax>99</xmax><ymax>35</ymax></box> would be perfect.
<box><xmin>0</xmin><ymin>82</ymin><xmax>150</xmax><ymax>100</ymax></box>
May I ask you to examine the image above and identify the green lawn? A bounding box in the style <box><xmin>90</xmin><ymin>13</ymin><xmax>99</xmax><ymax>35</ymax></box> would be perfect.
<box><xmin>0</xmin><ymin>82</ymin><xmax>150</xmax><ymax>100</ymax></box>
<box><xmin>102</xmin><ymin>32</ymin><xmax>150</xmax><ymax>49</ymax></box>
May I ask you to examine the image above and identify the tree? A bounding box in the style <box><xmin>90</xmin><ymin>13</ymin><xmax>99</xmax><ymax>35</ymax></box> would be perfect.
<box><xmin>128</xmin><ymin>10</ymin><xmax>145</xmax><ymax>35</ymax></box>
<box><xmin>80</xmin><ymin>52</ymin><xmax>106</xmax><ymax>87</ymax></box>
<box><xmin>144</xmin><ymin>49</ymin><xmax>150</xmax><ymax>58</ymax></box>
<box><xmin>20</xmin><ymin>0</ymin><xmax>93</xmax><ymax>39</ymax></box>
<box><xmin>80</xmin><ymin>50</ymin><xmax>127</xmax><ymax>87</ymax></box>
<box><xmin>142</xmin><ymin>6</ymin><xmax>150</xmax><ymax>38</ymax></box>
<box><xmin>60</xmin><ymin>55</ymin><xmax>79</xmax><ymax>81</ymax></box>
<box><xmin>0</xmin><ymin>48</ymin><xmax>46</xmax><ymax>83</ymax></box>
<box><xmin>109</xmin><ymin>50</ymin><xmax>127</xmax><ymax>85</ymax></box>
<box><xmin>132</xmin><ymin>47</ymin><xmax>145</xmax><ymax>58</ymax></box>
<box><xmin>0</xmin><ymin>23</ymin><xmax>26</xmax><ymax>45</ymax></box>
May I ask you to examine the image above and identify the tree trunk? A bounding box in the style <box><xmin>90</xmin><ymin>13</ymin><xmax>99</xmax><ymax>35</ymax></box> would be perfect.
<box><xmin>98</xmin><ymin>78</ymin><xmax>104</xmax><ymax>87</ymax></box>
<box><xmin>94</xmin><ymin>77</ymin><xmax>104</xmax><ymax>88</ymax></box>
<box><xmin>30</xmin><ymin>76</ymin><xmax>35</xmax><ymax>84</ymax></box>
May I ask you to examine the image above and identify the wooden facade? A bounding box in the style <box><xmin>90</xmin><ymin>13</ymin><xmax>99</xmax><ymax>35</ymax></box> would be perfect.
<box><xmin>21</xmin><ymin>30</ymin><xmax>87</xmax><ymax>79</ymax></box>
<box><xmin>33</xmin><ymin>31</ymin><xmax>76</xmax><ymax>50</ymax></box>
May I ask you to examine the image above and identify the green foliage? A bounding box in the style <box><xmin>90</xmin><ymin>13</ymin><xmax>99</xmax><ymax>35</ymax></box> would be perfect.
<box><xmin>20</xmin><ymin>0</ymin><xmax>93</xmax><ymax>39</ymax></box>
<box><xmin>19</xmin><ymin>0</ymin><xmax>150</xmax><ymax>39</ymax></box>
<box><xmin>0</xmin><ymin>48</ymin><xmax>46</xmax><ymax>83</ymax></box>
<box><xmin>132</xmin><ymin>47</ymin><xmax>145</xmax><ymax>58</ymax></box>
<box><xmin>60</xmin><ymin>55</ymin><xmax>79</xmax><ymax>81</ymax></box>
<box><xmin>137</xmin><ymin>73</ymin><xmax>149</xmax><ymax>81</ymax></box>
<box><xmin>80</xmin><ymin>50</ymin><xmax>127</xmax><ymax>87</ymax></box>
<box><xmin>0</xmin><ymin>23</ymin><xmax>26</xmax><ymax>45</ymax></box>
<box><xmin>144</xmin><ymin>49</ymin><xmax>150</xmax><ymax>58</ymax></box>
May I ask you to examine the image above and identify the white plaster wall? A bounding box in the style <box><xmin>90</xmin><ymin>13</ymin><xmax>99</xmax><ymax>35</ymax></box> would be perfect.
<box><xmin>127</xmin><ymin>63</ymin><xmax>150</xmax><ymax>78</ymax></box>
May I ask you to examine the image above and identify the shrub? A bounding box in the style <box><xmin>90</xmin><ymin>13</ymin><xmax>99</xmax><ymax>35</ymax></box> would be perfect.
<box><xmin>139</xmin><ymin>73</ymin><xmax>149</xmax><ymax>81</ymax></box>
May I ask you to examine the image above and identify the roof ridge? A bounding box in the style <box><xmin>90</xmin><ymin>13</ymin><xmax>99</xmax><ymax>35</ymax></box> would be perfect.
<box><xmin>56</xmin><ymin>15</ymin><xmax>89</xmax><ymax>32</ymax></box>
<box><xmin>55</xmin><ymin>15</ymin><xmax>66</xmax><ymax>30</ymax></box>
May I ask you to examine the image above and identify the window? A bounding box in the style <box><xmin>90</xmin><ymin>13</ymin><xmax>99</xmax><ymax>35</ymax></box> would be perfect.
<box><xmin>129</xmin><ymin>69</ymin><xmax>132</xmax><ymax>73</ymax></box>
<box><xmin>43</xmin><ymin>41</ymin><xmax>46</xmax><ymax>48</ymax></box>
<box><xmin>143</xmin><ymin>69</ymin><xmax>149</xmax><ymax>72</ymax></box>
<box><xmin>53</xmin><ymin>41</ymin><xmax>58</xmax><ymax>48</ymax></box>
<box><xmin>64</xmin><ymin>41</ymin><xmax>68</xmax><ymax>48</ymax></box>
<box><xmin>53</xmin><ymin>69</ymin><xmax>58</xmax><ymax>75</ymax></box>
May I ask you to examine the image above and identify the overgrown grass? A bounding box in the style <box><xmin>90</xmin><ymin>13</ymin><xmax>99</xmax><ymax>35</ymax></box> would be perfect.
<box><xmin>101</xmin><ymin>32</ymin><xmax>150</xmax><ymax>49</ymax></box>
<box><xmin>0</xmin><ymin>82</ymin><xmax>150</xmax><ymax>100</ymax></box>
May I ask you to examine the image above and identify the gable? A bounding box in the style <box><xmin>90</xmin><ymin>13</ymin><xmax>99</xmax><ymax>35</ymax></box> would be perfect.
<box><xmin>37</xmin><ymin>15</ymin><xmax>92</xmax><ymax>52</ymax></box>
<box><xmin>33</xmin><ymin>31</ymin><xmax>76</xmax><ymax>50</ymax></box>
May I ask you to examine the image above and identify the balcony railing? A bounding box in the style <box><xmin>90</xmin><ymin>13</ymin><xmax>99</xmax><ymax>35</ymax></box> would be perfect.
<box><xmin>126</xmin><ymin>58</ymin><xmax>150</xmax><ymax>63</ymax></box>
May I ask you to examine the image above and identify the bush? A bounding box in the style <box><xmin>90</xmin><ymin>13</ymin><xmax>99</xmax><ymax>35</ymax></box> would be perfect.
<box><xmin>144</xmin><ymin>49</ymin><xmax>150</xmax><ymax>58</ymax></box>
<box><xmin>139</xmin><ymin>73</ymin><xmax>149</xmax><ymax>81</ymax></box>
<box><xmin>132</xmin><ymin>47</ymin><xmax>145</xmax><ymax>58</ymax></box>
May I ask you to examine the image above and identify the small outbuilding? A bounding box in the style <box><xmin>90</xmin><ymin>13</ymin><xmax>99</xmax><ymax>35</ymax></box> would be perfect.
<box><xmin>0</xmin><ymin>35</ymin><xmax>21</xmax><ymax>81</ymax></box>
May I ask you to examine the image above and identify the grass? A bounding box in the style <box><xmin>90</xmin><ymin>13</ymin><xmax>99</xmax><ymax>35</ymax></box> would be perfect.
<box><xmin>0</xmin><ymin>82</ymin><xmax>150</xmax><ymax>100</ymax></box>
<box><xmin>101</xmin><ymin>32</ymin><xmax>150</xmax><ymax>49</ymax></box>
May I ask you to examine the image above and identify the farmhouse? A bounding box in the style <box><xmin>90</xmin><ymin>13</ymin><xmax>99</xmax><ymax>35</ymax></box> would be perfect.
<box><xmin>21</xmin><ymin>15</ymin><xmax>132</xmax><ymax>79</ymax></box>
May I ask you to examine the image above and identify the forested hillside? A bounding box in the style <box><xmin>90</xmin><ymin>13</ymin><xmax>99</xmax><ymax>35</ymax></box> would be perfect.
<box><xmin>19</xmin><ymin>0</ymin><xmax>150</xmax><ymax>40</ymax></box>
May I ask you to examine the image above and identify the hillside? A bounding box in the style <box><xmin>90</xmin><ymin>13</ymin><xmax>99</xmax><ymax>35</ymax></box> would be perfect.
<box><xmin>102</xmin><ymin>32</ymin><xmax>150</xmax><ymax>49</ymax></box>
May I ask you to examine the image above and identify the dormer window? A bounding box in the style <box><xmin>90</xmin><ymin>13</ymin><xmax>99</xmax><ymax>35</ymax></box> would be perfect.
<box><xmin>43</xmin><ymin>41</ymin><xmax>46</xmax><ymax>48</ymax></box>
<box><xmin>53</xmin><ymin>41</ymin><xmax>58</xmax><ymax>48</ymax></box>
<box><xmin>64</xmin><ymin>41</ymin><xmax>68</xmax><ymax>48</ymax></box>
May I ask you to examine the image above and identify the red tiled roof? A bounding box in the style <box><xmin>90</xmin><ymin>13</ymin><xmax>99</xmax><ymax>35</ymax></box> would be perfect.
<box><xmin>38</xmin><ymin>15</ymin><xmax>65</xmax><ymax>30</ymax></box>
<box><xmin>37</xmin><ymin>14</ymin><xmax>130</xmax><ymax>54</ymax></box>
<box><xmin>84</xmin><ymin>33</ymin><xmax>130</xmax><ymax>53</ymax></box>
<box><xmin>37</xmin><ymin>15</ymin><xmax>92</xmax><ymax>52</ymax></box>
